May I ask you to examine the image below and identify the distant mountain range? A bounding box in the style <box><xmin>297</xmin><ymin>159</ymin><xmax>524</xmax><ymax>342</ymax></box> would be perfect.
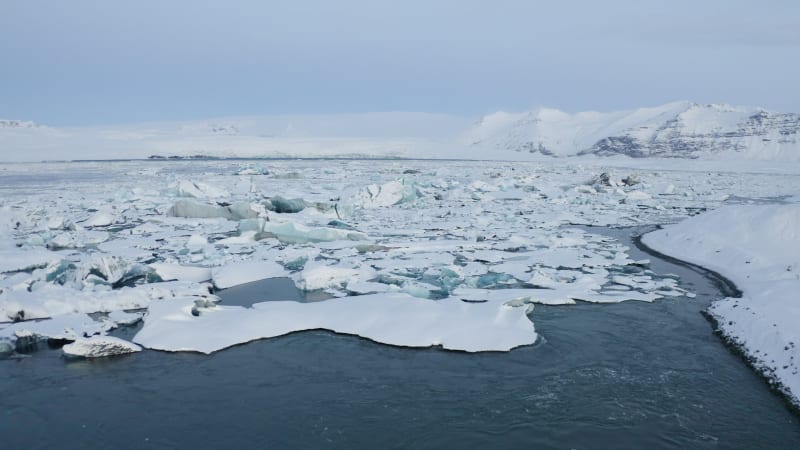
<box><xmin>2</xmin><ymin>102</ymin><xmax>799</xmax><ymax>161</ymax></box>
<box><xmin>467</xmin><ymin>101</ymin><xmax>800</xmax><ymax>160</ymax></box>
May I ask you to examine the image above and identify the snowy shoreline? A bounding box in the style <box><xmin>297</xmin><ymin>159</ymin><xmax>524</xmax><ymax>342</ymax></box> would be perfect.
<box><xmin>642</xmin><ymin>205</ymin><xmax>800</xmax><ymax>409</ymax></box>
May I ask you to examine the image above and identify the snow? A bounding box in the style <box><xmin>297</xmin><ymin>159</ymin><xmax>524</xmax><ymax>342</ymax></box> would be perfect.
<box><xmin>642</xmin><ymin>204</ymin><xmax>800</xmax><ymax>406</ymax></box>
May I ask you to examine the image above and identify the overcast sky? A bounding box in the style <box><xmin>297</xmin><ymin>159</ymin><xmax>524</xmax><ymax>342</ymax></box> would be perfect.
<box><xmin>2</xmin><ymin>0</ymin><xmax>799</xmax><ymax>125</ymax></box>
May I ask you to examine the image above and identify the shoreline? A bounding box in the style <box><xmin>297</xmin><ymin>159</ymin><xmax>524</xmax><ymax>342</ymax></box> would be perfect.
<box><xmin>634</xmin><ymin>227</ymin><xmax>800</xmax><ymax>414</ymax></box>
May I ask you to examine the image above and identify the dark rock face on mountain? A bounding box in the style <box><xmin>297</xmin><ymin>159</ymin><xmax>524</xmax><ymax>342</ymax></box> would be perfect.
<box><xmin>583</xmin><ymin>110</ymin><xmax>800</xmax><ymax>158</ymax></box>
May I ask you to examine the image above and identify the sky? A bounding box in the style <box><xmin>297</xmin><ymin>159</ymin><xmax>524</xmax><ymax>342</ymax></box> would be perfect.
<box><xmin>1</xmin><ymin>0</ymin><xmax>799</xmax><ymax>125</ymax></box>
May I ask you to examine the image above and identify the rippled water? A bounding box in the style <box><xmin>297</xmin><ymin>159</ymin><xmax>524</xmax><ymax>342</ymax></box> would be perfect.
<box><xmin>2</xmin><ymin>227</ymin><xmax>799</xmax><ymax>449</ymax></box>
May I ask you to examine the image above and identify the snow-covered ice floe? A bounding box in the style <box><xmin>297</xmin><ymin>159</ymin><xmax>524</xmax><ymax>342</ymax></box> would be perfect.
<box><xmin>1</xmin><ymin>159</ymin><xmax>798</xmax><ymax>360</ymax></box>
<box><xmin>133</xmin><ymin>293</ymin><xmax>536</xmax><ymax>353</ymax></box>
<box><xmin>643</xmin><ymin>204</ymin><xmax>800</xmax><ymax>406</ymax></box>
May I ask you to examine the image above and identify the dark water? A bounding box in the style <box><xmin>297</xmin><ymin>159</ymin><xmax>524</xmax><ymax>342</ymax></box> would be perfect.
<box><xmin>2</xmin><ymin>228</ymin><xmax>799</xmax><ymax>449</ymax></box>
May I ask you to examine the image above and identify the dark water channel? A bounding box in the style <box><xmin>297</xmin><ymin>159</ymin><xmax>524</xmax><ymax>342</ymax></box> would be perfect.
<box><xmin>2</xmin><ymin>228</ymin><xmax>799</xmax><ymax>449</ymax></box>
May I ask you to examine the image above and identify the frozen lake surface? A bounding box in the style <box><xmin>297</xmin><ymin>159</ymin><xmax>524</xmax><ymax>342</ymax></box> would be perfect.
<box><xmin>1</xmin><ymin>159</ymin><xmax>799</xmax><ymax>447</ymax></box>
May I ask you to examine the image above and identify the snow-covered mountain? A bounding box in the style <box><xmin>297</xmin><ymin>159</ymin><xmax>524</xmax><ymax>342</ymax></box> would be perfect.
<box><xmin>467</xmin><ymin>101</ymin><xmax>800</xmax><ymax>160</ymax></box>
<box><xmin>1</xmin><ymin>102</ymin><xmax>799</xmax><ymax>161</ymax></box>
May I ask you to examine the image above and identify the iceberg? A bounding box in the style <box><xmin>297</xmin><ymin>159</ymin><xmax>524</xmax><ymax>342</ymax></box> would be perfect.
<box><xmin>149</xmin><ymin>263</ymin><xmax>212</xmax><ymax>283</ymax></box>
<box><xmin>170</xmin><ymin>180</ymin><xmax>229</xmax><ymax>199</ymax></box>
<box><xmin>62</xmin><ymin>336</ymin><xmax>142</xmax><ymax>358</ymax></box>
<box><xmin>168</xmin><ymin>199</ymin><xmax>257</xmax><ymax>220</ymax></box>
<box><xmin>212</xmin><ymin>260</ymin><xmax>288</xmax><ymax>289</ymax></box>
<box><xmin>260</xmin><ymin>220</ymin><xmax>368</xmax><ymax>244</ymax></box>
<box><xmin>265</xmin><ymin>196</ymin><xmax>307</xmax><ymax>214</ymax></box>
<box><xmin>352</xmin><ymin>179</ymin><xmax>421</xmax><ymax>208</ymax></box>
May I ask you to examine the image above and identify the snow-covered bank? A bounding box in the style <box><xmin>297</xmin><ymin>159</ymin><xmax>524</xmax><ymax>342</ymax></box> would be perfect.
<box><xmin>642</xmin><ymin>205</ymin><xmax>800</xmax><ymax>406</ymax></box>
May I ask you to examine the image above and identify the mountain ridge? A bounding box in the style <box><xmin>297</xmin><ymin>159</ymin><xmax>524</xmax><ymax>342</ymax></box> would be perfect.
<box><xmin>467</xmin><ymin>101</ymin><xmax>800</xmax><ymax>160</ymax></box>
<box><xmin>1</xmin><ymin>102</ymin><xmax>799</xmax><ymax>161</ymax></box>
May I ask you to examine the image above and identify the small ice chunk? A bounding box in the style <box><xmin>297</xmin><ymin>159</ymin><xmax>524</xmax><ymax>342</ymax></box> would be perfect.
<box><xmin>212</xmin><ymin>260</ymin><xmax>288</xmax><ymax>289</ymax></box>
<box><xmin>624</xmin><ymin>191</ymin><xmax>652</xmax><ymax>203</ymax></box>
<box><xmin>261</xmin><ymin>221</ymin><xmax>367</xmax><ymax>244</ymax></box>
<box><xmin>48</xmin><ymin>230</ymin><xmax>110</xmax><ymax>249</ymax></box>
<box><xmin>46</xmin><ymin>216</ymin><xmax>68</xmax><ymax>230</ymax></box>
<box><xmin>353</xmin><ymin>180</ymin><xmax>421</xmax><ymax>208</ymax></box>
<box><xmin>62</xmin><ymin>336</ymin><xmax>142</xmax><ymax>358</ymax></box>
<box><xmin>171</xmin><ymin>180</ymin><xmax>229</xmax><ymax>199</ymax></box>
<box><xmin>235</xmin><ymin>165</ymin><xmax>269</xmax><ymax>176</ymax></box>
<box><xmin>574</xmin><ymin>291</ymin><xmax>662</xmax><ymax>303</ymax></box>
<box><xmin>169</xmin><ymin>199</ymin><xmax>257</xmax><ymax>220</ymax></box>
<box><xmin>266</xmin><ymin>196</ymin><xmax>306</xmax><ymax>213</ymax></box>
<box><xmin>0</xmin><ymin>313</ymin><xmax>112</xmax><ymax>342</ymax></box>
<box><xmin>186</xmin><ymin>234</ymin><xmax>208</xmax><ymax>253</ymax></box>
<box><xmin>108</xmin><ymin>310</ymin><xmax>143</xmax><ymax>326</ymax></box>
<box><xmin>85</xmin><ymin>213</ymin><xmax>113</xmax><ymax>228</ymax></box>
<box><xmin>149</xmin><ymin>263</ymin><xmax>212</xmax><ymax>283</ymax></box>
<box><xmin>296</xmin><ymin>266</ymin><xmax>370</xmax><ymax>291</ymax></box>
<box><xmin>346</xmin><ymin>281</ymin><xmax>395</xmax><ymax>295</ymax></box>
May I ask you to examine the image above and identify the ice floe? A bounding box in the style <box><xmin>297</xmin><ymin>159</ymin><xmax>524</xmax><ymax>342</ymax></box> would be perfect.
<box><xmin>133</xmin><ymin>293</ymin><xmax>537</xmax><ymax>354</ymax></box>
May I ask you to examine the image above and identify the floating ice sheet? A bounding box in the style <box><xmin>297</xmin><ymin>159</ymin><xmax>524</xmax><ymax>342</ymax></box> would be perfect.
<box><xmin>133</xmin><ymin>293</ymin><xmax>537</xmax><ymax>354</ymax></box>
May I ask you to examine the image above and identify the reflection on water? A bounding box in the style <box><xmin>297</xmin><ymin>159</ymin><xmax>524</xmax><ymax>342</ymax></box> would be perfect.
<box><xmin>1</xmin><ymin>228</ymin><xmax>799</xmax><ymax>449</ymax></box>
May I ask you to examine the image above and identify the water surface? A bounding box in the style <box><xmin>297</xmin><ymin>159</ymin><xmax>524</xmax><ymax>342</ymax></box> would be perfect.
<box><xmin>2</xmin><ymin>228</ymin><xmax>799</xmax><ymax>449</ymax></box>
